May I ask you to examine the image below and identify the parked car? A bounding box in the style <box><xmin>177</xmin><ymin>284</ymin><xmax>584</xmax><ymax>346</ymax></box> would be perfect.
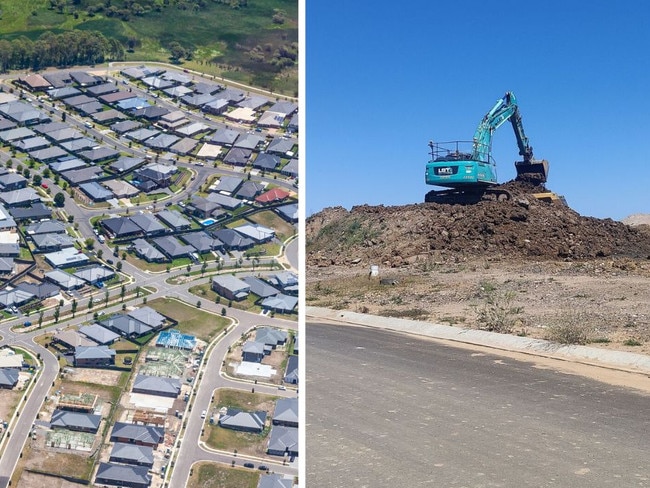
<box><xmin>106</xmin><ymin>259</ymin><xmax>114</xmax><ymax>265</ymax></box>
<box><xmin>41</xmin><ymin>183</ymin><xmax>48</xmax><ymax>189</ymax></box>
<box><xmin>278</xmin><ymin>385</ymin><xmax>286</xmax><ymax>391</ymax></box>
<box><xmin>243</xmin><ymin>463</ymin><xmax>254</xmax><ymax>469</ymax></box>
<box><xmin>200</xmin><ymin>410</ymin><xmax>206</xmax><ymax>419</ymax></box>
<box><xmin>258</xmin><ymin>465</ymin><xmax>269</xmax><ymax>471</ymax></box>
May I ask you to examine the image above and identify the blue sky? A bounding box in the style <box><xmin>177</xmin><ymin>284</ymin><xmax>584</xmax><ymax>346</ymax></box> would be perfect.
<box><xmin>306</xmin><ymin>0</ymin><xmax>650</xmax><ymax>220</ymax></box>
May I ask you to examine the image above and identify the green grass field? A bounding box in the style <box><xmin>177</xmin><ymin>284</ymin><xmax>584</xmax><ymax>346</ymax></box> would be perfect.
<box><xmin>0</xmin><ymin>0</ymin><xmax>298</xmax><ymax>95</ymax></box>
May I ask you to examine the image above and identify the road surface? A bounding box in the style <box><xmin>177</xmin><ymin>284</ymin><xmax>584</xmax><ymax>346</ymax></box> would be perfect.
<box><xmin>307</xmin><ymin>322</ymin><xmax>650</xmax><ymax>487</ymax></box>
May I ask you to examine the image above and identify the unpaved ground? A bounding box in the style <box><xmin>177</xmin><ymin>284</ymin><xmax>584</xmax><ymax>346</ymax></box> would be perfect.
<box><xmin>306</xmin><ymin>257</ymin><xmax>650</xmax><ymax>355</ymax></box>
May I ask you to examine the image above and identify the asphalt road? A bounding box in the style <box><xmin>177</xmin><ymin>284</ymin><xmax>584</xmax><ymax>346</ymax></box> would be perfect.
<box><xmin>307</xmin><ymin>322</ymin><xmax>650</xmax><ymax>488</ymax></box>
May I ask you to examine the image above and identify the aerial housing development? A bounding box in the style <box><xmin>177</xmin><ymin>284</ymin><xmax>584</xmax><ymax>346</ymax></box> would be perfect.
<box><xmin>0</xmin><ymin>64</ymin><xmax>299</xmax><ymax>488</ymax></box>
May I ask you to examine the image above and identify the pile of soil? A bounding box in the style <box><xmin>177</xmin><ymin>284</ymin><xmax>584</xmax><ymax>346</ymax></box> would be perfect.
<box><xmin>307</xmin><ymin>180</ymin><xmax>650</xmax><ymax>268</ymax></box>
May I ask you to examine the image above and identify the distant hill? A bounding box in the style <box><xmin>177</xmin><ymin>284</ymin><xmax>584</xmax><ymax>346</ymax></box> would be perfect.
<box><xmin>623</xmin><ymin>214</ymin><xmax>650</xmax><ymax>227</ymax></box>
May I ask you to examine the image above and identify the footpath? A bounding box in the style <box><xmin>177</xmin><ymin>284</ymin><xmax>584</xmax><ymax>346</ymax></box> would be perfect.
<box><xmin>306</xmin><ymin>306</ymin><xmax>650</xmax><ymax>375</ymax></box>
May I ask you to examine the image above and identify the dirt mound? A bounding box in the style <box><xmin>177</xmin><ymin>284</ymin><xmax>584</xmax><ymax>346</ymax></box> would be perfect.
<box><xmin>307</xmin><ymin>181</ymin><xmax>650</xmax><ymax>267</ymax></box>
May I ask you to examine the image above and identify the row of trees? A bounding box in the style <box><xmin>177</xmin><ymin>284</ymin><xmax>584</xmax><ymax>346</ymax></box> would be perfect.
<box><xmin>0</xmin><ymin>30</ymin><xmax>125</xmax><ymax>73</ymax></box>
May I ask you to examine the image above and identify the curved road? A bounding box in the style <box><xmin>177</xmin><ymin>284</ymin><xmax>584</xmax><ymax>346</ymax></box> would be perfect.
<box><xmin>307</xmin><ymin>322</ymin><xmax>649</xmax><ymax>488</ymax></box>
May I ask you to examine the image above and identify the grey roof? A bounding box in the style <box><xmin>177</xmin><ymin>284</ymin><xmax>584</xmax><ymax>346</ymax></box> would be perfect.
<box><xmin>8</xmin><ymin>202</ymin><xmax>52</xmax><ymax>221</ymax></box>
<box><xmin>32</xmin><ymin>121</ymin><xmax>69</xmax><ymax>134</ymax></box>
<box><xmin>79</xmin><ymin>181</ymin><xmax>113</xmax><ymax>201</ymax></box>
<box><xmin>49</xmin><ymin>157</ymin><xmax>87</xmax><ymax>173</ymax></box>
<box><xmin>0</xmin><ymin>127</ymin><xmax>35</xmax><ymax>142</ymax></box>
<box><xmin>102</xmin><ymin>216</ymin><xmax>142</xmax><ymax>237</ymax></box>
<box><xmin>0</xmin><ymin>173</ymin><xmax>26</xmax><ymax>188</ymax></box>
<box><xmin>127</xmin><ymin>306</ymin><xmax>166</xmax><ymax>329</ymax></box>
<box><xmin>235</xmin><ymin>180</ymin><xmax>265</xmax><ymax>200</ymax></box>
<box><xmin>212</xmin><ymin>228</ymin><xmax>254</xmax><ymax>249</ymax></box>
<box><xmin>255</xmin><ymin>327</ymin><xmax>288</xmax><ymax>346</ymax></box>
<box><xmin>274</xmin><ymin>397</ymin><xmax>298</xmax><ymax>425</ymax></box>
<box><xmin>169</xmin><ymin>137</ymin><xmax>198</xmax><ymax>155</ymax></box>
<box><xmin>73</xmin><ymin>265</ymin><xmax>115</xmax><ymax>284</ymax></box>
<box><xmin>154</xmin><ymin>209</ymin><xmax>191</xmax><ymax>229</ymax></box>
<box><xmin>205</xmin><ymin>192</ymin><xmax>241</xmax><ymax>210</ymax></box>
<box><xmin>242</xmin><ymin>276</ymin><xmax>280</xmax><ymax>298</ymax></box>
<box><xmin>261</xmin><ymin>294</ymin><xmax>298</xmax><ymax>313</ymax></box>
<box><xmin>109</xmin><ymin>156</ymin><xmax>145</xmax><ymax>173</ymax></box>
<box><xmin>125</xmin><ymin>127</ymin><xmax>159</xmax><ymax>142</ymax></box>
<box><xmin>50</xmin><ymin>409</ymin><xmax>101</xmax><ymax>431</ymax></box>
<box><xmin>31</xmin><ymin>232</ymin><xmax>76</xmax><ymax>250</ymax></box>
<box><xmin>218</xmin><ymin>408</ymin><xmax>267</xmax><ymax>431</ymax></box>
<box><xmin>15</xmin><ymin>281</ymin><xmax>59</xmax><ymax>300</ymax></box>
<box><xmin>224</xmin><ymin>147</ymin><xmax>252</xmax><ymax>165</ymax></box>
<box><xmin>129</xmin><ymin>213</ymin><xmax>167</xmax><ymax>234</ymax></box>
<box><xmin>25</xmin><ymin>220</ymin><xmax>68</xmax><ymax>236</ymax></box>
<box><xmin>53</xmin><ymin>329</ymin><xmax>97</xmax><ymax>348</ymax></box>
<box><xmin>0</xmin><ymin>368</ymin><xmax>19</xmax><ymax>388</ymax></box>
<box><xmin>111</xmin><ymin>120</ymin><xmax>143</xmax><ymax>134</ymax></box>
<box><xmin>131</xmin><ymin>238</ymin><xmax>166</xmax><ymax>262</ymax></box>
<box><xmin>43</xmin><ymin>127</ymin><xmax>84</xmax><ymax>142</ymax></box>
<box><xmin>60</xmin><ymin>165</ymin><xmax>104</xmax><ymax>184</ymax></box>
<box><xmin>95</xmin><ymin>462</ymin><xmax>152</xmax><ymax>487</ymax></box>
<box><xmin>0</xmin><ymin>187</ymin><xmax>40</xmax><ymax>206</ymax></box>
<box><xmin>144</xmin><ymin>133</ymin><xmax>180</xmax><ymax>149</ymax></box>
<box><xmin>212</xmin><ymin>275</ymin><xmax>250</xmax><ymax>297</ymax></box>
<box><xmin>110</xmin><ymin>442</ymin><xmax>155</xmax><ymax>466</ymax></box>
<box><xmin>0</xmin><ymin>257</ymin><xmax>14</xmax><ymax>273</ymax></box>
<box><xmin>210</xmin><ymin>128</ymin><xmax>241</xmax><ymax>145</ymax></box>
<box><xmin>283</xmin><ymin>355</ymin><xmax>299</xmax><ymax>385</ymax></box>
<box><xmin>234</xmin><ymin>133</ymin><xmax>264</xmax><ymax>150</ymax></box>
<box><xmin>79</xmin><ymin>324</ymin><xmax>120</xmax><ymax>345</ymax></box>
<box><xmin>60</xmin><ymin>137</ymin><xmax>96</xmax><ymax>152</ymax></box>
<box><xmin>269</xmin><ymin>101</ymin><xmax>298</xmax><ymax>116</ymax></box>
<box><xmin>110</xmin><ymin>422</ymin><xmax>164</xmax><ymax>445</ymax></box>
<box><xmin>152</xmin><ymin>235</ymin><xmax>195</xmax><ymax>258</ymax></box>
<box><xmin>267</xmin><ymin>425</ymin><xmax>299</xmax><ymax>455</ymax></box>
<box><xmin>74</xmin><ymin>345</ymin><xmax>116</xmax><ymax>361</ymax></box>
<box><xmin>29</xmin><ymin>146</ymin><xmax>69</xmax><ymax>162</ymax></box>
<box><xmin>133</xmin><ymin>374</ymin><xmax>181</xmax><ymax>396</ymax></box>
<box><xmin>266</xmin><ymin>137</ymin><xmax>296</xmax><ymax>155</ymax></box>
<box><xmin>44</xmin><ymin>269</ymin><xmax>85</xmax><ymax>289</ymax></box>
<box><xmin>100</xmin><ymin>314</ymin><xmax>152</xmax><ymax>337</ymax></box>
<box><xmin>78</xmin><ymin>146</ymin><xmax>120</xmax><ymax>162</ymax></box>
<box><xmin>44</xmin><ymin>247</ymin><xmax>89</xmax><ymax>268</ymax></box>
<box><xmin>214</xmin><ymin>175</ymin><xmax>243</xmax><ymax>194</ymax></box>
<box><xmin>242</xmin><ymin>341</ymin><xmax>265</xmax><ymax>356</ymax></box>
<box><xmin>275</xmin><ymin>203</ymin><xmax>298</xmax><ymax>222</ymax></box>
<box><xmin>258</xmin><ymin>474</ymin><xmax>293</xmax><ymax>488</ymax></box>
<box><xmin>253</xmin><ymin>153</ymin><xmax>281</xmax><ymax>171</ymax></box>
<box><xmin>234</xmin><ymin>223</ymin><xmax>275</xmax><ymax>242</ymax></box>
<box><xmin>237</xmin><ymin>95</ymin><xmax>270</xmax><ymax>110</ymax></box>
<box><xmin>178</xmin><ymin>232</ymin><xmax>222</xmax><ymax>253</ymax></box>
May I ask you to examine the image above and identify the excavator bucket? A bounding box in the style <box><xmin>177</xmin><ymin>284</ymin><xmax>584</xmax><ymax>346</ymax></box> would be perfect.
<box><xmin>515</xmin><ymin>159</ymin><xmax>548</xmax><ymax>184</ymax></box>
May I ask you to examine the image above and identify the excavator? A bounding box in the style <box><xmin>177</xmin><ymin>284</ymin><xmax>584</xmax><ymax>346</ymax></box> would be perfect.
<box><xmin>424</xmin><ymin>92</ymin><xmax>551</xmax><ymax>204</ymax></box>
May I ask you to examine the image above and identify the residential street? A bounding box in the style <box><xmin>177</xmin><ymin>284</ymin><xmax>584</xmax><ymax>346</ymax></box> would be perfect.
<box><xmin>307</xmin><ymin>322</ymin><xmax>650</xmax><ymax>488</ymax></box>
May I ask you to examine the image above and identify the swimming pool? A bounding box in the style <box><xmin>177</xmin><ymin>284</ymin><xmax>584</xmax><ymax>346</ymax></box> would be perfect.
<box><xmin>201</xmin><ymin>218</ymin><xmax>216</xmax><ymax>226</ymax></box>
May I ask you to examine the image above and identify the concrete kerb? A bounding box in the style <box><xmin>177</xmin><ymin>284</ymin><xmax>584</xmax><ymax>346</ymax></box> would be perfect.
<box><xmin>306</xmin><ymin>306</ymin><xmax>650</xmax><ymax>376</ymax></box>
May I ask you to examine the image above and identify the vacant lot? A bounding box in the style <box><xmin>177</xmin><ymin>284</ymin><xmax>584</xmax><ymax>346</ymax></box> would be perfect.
<box><xmin>187</xmin><ymin>462</ymin><xmax>259</xmax><ymax>488</ymax></box>
<box><xmin>203</xmin><ymin>389</ymin><xmax>277</xmax><ymax>456</ymax></box>
<box><xmin>147</xmin><ymin>297</ymin><xmax>229</xmax><ymax>342</ymax></box>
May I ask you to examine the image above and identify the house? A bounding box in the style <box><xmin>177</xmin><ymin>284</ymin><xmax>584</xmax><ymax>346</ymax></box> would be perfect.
<box><xmin>185</xmin><ymin>196</ymin><xmax>222</xmax><ymax>219</ymax></box>
<box><xmin>100</xmin><ymin>314</ymin><xmax>153</xmax><ymax>339</ymax></box>
<box><xmin>31</xmin><ymin>232</ymin><xmax>76</xmax><ymax>253</ymax></box>
<box><xmin>50</xmin><ymin>409</ymin><xmax>101</xmax><ymax>433</ymax></box>
<box><xmin>178</xmin><ymin>232</ymin><xmax>223</xmax><ymax>254</ymax></box>
<box><xmin>267</xmin><ymin>137</ymin><xmax>296</xmax><ymax>156</ymax></box>
<box><xmin>236</xmin><ymin>180</ymin><xmax>265</xmax><ymax>200</ymax></box>
<box><xmin>109</xmin><ymin>443</ymin><xmax>155</xmax><ymax>468</ymax></box>
<box><xmin>211</xmin><ymin>275</ymin><xmax>250</xmax><ymax>301</ymax></box>
<box><xmin>210</xmin><ymin>128</ymin><xmax>241</xmax><ymax>146</ymax></box>
<box><xmin>154</xmin><ymin>209</ymin><xmax>191</xmax><ymax>231</ymax></box>
<box><xmin>132</xmin><ymin>375</ymin><xmax>181</xmax><ymax>398</ymax></box>
<box><xmin>49</xmin><ymin>157</ymin><xmax>87</xmax><ymax>173</ymax></box>
<box><xmin>127</xmin><ymin>306</ymin><xmax>166</xmax><ymax>330</ymax></box>
<box><xmin>74</xmin><ymin>345</ymin><xmax>116</xmax><ymax>367</ymax></box>
<box><xmin>0</xmin><ymin>187</ymin><xmax>41</xmax><ymax>207</ymax></box>
<box><xmin>252</xmin><ymin>153</ymin><xmax>281</xmax><ymax>171</ymax></box>
<box><xmin>110</xmin><ymin>422</ymin><xmax>164</xmax><ymax>447</ymax></box>
<box><xmin>255</xmin><ymin>327</ymin><xmax>288</xmax><ymax>348</ymax></box>
<box><xmin>204</xmin><ymin>192</ymin><xmax>242</xmax><ymax>210</ymax></box>
<box><xmin>73</xmin><ymin>266</ymin><xmax>115</xmax><ymax>286</ymax></box>
<box><xmin>0</xmin><ymin>368</ymin><xmax>19</xmax><ymax>389</ymax></box>
<box><xmin>275</xmin><ymin>203</ymin><xmax>298</xmax><ymax>223</ymax></box>
<box><xmin>0</xmin><ymin>288</ymin><xmax>35</xmax><ymax>309</ymax></box>
<box><xmin>212</xmin><ymin>228</ymin><xmax>255</xmax><ymax>251</ymax></box>
<box><xmin>155</xmin><ymin>329</ymin><xmax>196</xmax><ymax>350</ymax></box>
<box><xmin>234</xmin><ymin>133</ymin><xmax>264</xmax><ymax>150</ymax></box>
<box><xmin>259</xmin><ymin>474</ymin><xmax>294</xmax><ymax>488</ymax></box>
<box><xmin>53</xmin><ymin>329</ymin><xmax>97</xmax><ymax>350</ymax></box>
<box><xmin>242</xmin><ymin>341</ymin><xmax>265</xmax><ymax>363</ymax></box>
<box><xmin>78</xmin><ymin>146</ymin><xmax>120</xmax><ymax>164</ymax></box>
<box><xmin>223</xmin><ymin>147</ymin><xmax>252</xmax><ymax>166</ymax></box>
<box><xmin>233</xmin><ymin>223</ymin><xmax>275</xmax><ymax>243</ymax></box>
<box><xmin>152</xmin><ymin>235</ymin><xmax>195</xmax><ymax>259</ymax></box>
<box><xmin>273</xmin><ymin>397</ymin><xmax>298</xmax><ymax>427</ymax></box>
<box><xmin>128</xmin><ymin>213</ymin><xmax>167</xmax><ymax>236</ymax></box>
<box><xmin>0</xmin><ymin>173</ymin><xmax>27</xmax><ymax>192</ymax></box>
<box><xmin>218</xmin><ymin>408</ymin><xmax>267</xmax><ymax>433</ymax></box>
<box><xmin>134</xmin><ymin>163</ymin><xmax>177</xmax><ymax>187</ymax></box>
<box><xmin>110</xmin><ymin>156</ymin><xmax>145</xmax><ymax>173</ymax></box>
<box><xmin>0</xmin><ymin>348</ymin><xmax>23</xmax><ymax>368</ymax></box>
<box><xmin>44</xmin><ymin>269</ymin><xmax>85</xmax><ymax>290</ymax></box>
<box><xmin>283</xmin><ymin>355</ymin><xmax>299</xmax><ymax>386</ymax></box>
<box><xmin>242</xmin><ymin>276</ymin><xmax>280</xmax><ymax>299</ymax></box>
<box><xmin>103</xmin><ymin>179</ymin><xmax>139</xmax><ymax>198</ymax></box>
<box><xmin>9</xmin><ymin>202</ymin><xmax>52</xmax><ymax>222</ymax></box>
<box><xmin>255</xmin><ymin>188</ymin><xmax>290</xmax><ymax>205</ymax></box>
<box><xmin>95</xmin><ymin>462</ymin><xmax>152</xmax><ymax>488</ymax></box>
<box><xmin>267</xmin><ymin>271</ymin><xmax>299</xmax><ymax>295</ymax></box>
<box><xmin>43</xmin><ymin>247</ymin><xmax>88</xmax><ymax>268</ymax></box>
<box><xmin>60</xmin><ymin>166</ymin><xmax>103</xmax><ymax>185</ymax></box>
<box><xmin>79</xmin><ymin>324</ymin><xmax>120</xmax><ymax>345</ymax></box>
<box><xmin>15</xmin><ymin>281</ymin><xmax>59</xmax><ymax>300</ymax></box>
<box><xmin>101</xmin><ymin>216</ymin><xmax>143</xmax><ymax>239</ymax></box>
<box><xmin>131</xmin><ymin>238</ymin><xmax>167</xmax><ymax>263</ymax></box>
<box><xmin>260</xmin><ymin>294</ymin><xmax>298</xmax><ymax>314</ymax></box>
<box><xmin>25</xmin><ymin>220</ymin><xmax>67</xmax><ymax>236</ymax></box>
<box><xmin>266</xmin><ymin>425</ymin><xmax>299</xmax><ymax>457</ymax></box>
<box><xmin>214</xmin><ymin>175</ymin><xmax>243</xmax><ymax>194</ymax></box>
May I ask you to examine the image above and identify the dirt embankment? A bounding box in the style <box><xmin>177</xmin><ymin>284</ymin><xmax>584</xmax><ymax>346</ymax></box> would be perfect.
<box><xmin>306</xmin><ymin>181</ymin><xmax>650</xmax><ymax>354</ymax></box>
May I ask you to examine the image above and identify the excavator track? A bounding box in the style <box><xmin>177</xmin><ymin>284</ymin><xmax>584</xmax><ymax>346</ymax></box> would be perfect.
<box><xmin>424</xmin><ymin>187</ymin><xmax>511</xmax><ymax>205</ymax></box>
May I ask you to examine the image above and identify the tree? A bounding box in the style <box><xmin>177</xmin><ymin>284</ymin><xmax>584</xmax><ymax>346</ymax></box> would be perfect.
<box><xmin>88</xmin><ymin>296</ymin><xmax>94</xmax><ymax>310</ymax></box>
<box><xmin>71</xmin><ymin>299</ymin><xmax>77</xmax><ymax>317</ymax></box>
<box><xmin>120</xmin><ymin>284</ymin><xmax>126</xmax><ymax>302</ymax></box>
<box><xmin>97</xmin><ymin>249</ymin><xmax>103</xmax><ymax>260</ymax></box>
<box><xmin>84</xmin><ymin>237</ymin><xmax>95</xmax><ymax>250</ymax></box>
<box><xmin>196</xmin><ymin>300</ymin><xmax>202</xmax><ymax>309</ymax></box>
<box><xmin>33</xmin><ymin>174</ymin><xmax>42</xmax><ymax>186</ymax></box>
<box><xmin>53</xmin><ymin>192</ymin><xmax>65</xmax><ymax>207</ymax></box>
<box><xmin>186</xmin><ymin>263</ymin><xmax>191</xmax><ymax>275</ymax></box>
<box><xmin>221</xmin><ymin>307</ymin><xmax>226</xmax><ymax>316</ymax></box>
<box><xmin>23</xmin><ymin>168</ymin><xmax>30</xmax><ymax>179</ymax></box>
<box><xmin>43</xmin><ymin>167</ymin><xmax>51</xmax><ymax>178</ymax></box>
<box><xmin>135</xmin><ymin>286</ymin><xmax>141</xmax><ymax>298</ymax></box>
<box><xmin>53</xmin><ymin>306</ymin><xmax>60</xmax><ymax>323</ymax></box>
<box><xmin>201</xmin><ymin>261</ymin><xmax>207</xmax><ymax>276</ymax></box>
<box><xmin>116</xmin><ymin>260</ymin><xmax>123</xmax><ymax>272</ymax></box>
<box><xmin>38</xmin><ymin>311</ymin><xmax>44</xmax><ymax>328</ymax></box>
